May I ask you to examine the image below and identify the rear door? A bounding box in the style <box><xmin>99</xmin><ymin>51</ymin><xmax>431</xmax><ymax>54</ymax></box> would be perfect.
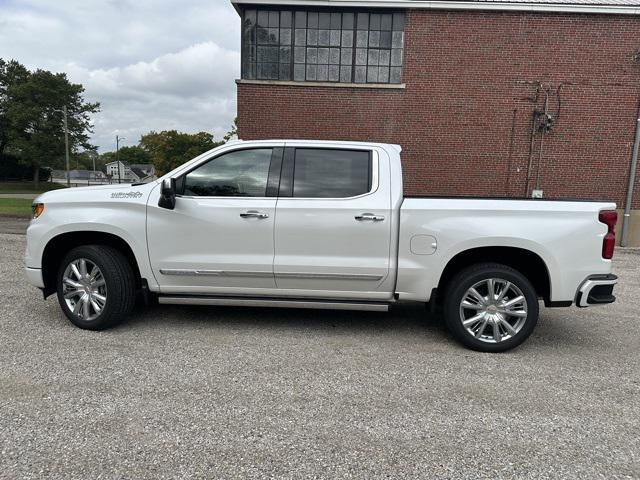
<box><xmin>273</xmin><ymin>145</ymin><xmax>394</xmax><ymax>299</ymax></box>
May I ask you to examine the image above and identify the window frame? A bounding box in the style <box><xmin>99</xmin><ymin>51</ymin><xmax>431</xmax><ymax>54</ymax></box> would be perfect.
<box><xmin>278</xmin><ymin>147</ymin><xmax>378</xmax><ymax>200</ymax></box>
<box><xmin>241</xmin><ymin>6</ymin><xmax>405</xmax><ymax>85</ymax></box>
<box><xmin>175</xmin><ymin>147</ymin><xmax>284</xmax><ymax>199</ymax></box>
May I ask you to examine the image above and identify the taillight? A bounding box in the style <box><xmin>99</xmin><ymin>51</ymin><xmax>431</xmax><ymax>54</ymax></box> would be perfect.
<box><xmin>599</xmin><ymin>210</ymin><xmax>617</xmax><ymax>259</ymax></box>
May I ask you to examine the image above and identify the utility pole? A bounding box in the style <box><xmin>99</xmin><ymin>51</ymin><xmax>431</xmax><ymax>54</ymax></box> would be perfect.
<box><xmin>116</xmin><ymin>135</ymin><xmax>125</xmax><ymax>184</ymax></box>
<box><xmin>63</xmin><ymin>106</ymin><xmax>71</xmax><ymax>187</ymax></box>
<box><xmin>621</xmin><ymin>116</ymin><xmax>640</xmax><ymax>246</ymax></box>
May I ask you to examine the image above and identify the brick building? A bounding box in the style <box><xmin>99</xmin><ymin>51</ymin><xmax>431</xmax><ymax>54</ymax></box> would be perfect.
<box><xmin>231</xmin><ymin>0</ymin><xmax>640</xmax><ymax>245</ymax></box>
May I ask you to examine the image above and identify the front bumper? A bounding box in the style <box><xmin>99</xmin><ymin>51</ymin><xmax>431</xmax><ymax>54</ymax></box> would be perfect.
<box><xmin>25</xmin><ymin>267</ymin><xmax>44</xmax><ymax>289</ymax></box>
<box><xmin>576</xmin><ymin>274</ymin><xmax>617</xmax><ymax>307</ymax></box>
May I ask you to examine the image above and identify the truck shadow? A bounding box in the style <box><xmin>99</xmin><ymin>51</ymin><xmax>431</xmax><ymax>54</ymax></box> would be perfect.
<box><xmin>126</xmin><ymin>301</ymin><xmax>452</xmax><ymax>341</ymax></box>
<box><xmin>121</xmin><ymin>302</ymin><xmax>608</xmax><ymax>353</ymax></box>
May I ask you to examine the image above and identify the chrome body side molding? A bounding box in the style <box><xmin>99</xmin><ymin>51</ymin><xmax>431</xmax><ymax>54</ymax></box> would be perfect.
<box><xmin>159</xmin><ymin>269</ymin><xmax>273</xmax><ymax>278</ymax></box>
<box><xmin>160</xmin><ymin>269</ymin><xmax>383</xmax><ymax>281</ymax></box>
<box><xmin>275</xmin><ymin>272</ymin><xmax>384</xmax><ymax>281</ymax></box>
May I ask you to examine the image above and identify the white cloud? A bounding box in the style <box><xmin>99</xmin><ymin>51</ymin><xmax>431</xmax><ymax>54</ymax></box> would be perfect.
<box><xmin>0</xmin><ymin>0</ymin><xmax>241</xmax><ymax>151</ymax></box>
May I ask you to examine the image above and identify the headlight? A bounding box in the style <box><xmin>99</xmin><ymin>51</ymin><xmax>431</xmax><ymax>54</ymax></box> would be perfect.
<box><xmin>32</xmin><ymin>203</ymin><xmax>45</xmax><ymax>219</ymax></box>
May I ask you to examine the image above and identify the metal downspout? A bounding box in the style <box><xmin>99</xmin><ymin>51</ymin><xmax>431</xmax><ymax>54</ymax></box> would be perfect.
<box><xmin>621</xmin><ymin>115</ymin><xmax>640</xmax><ymax>247</ymax></box>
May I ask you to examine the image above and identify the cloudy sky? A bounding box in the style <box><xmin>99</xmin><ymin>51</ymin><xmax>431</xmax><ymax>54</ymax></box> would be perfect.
<box><xmin>0</xmin><ymin>0</ymin><xmax>241</xmax><ymax>152</ymax></box>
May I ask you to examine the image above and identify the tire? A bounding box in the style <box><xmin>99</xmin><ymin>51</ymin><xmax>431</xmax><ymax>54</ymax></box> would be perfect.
<box><xmin>443</xmin><ymin>263</ymin><xmax>539</xmax><ymax>352</ymax></box>
<box><xmin>56</xmin><ymin>245</ymin><xmax>137</xmax><ymax>330</ymax></box>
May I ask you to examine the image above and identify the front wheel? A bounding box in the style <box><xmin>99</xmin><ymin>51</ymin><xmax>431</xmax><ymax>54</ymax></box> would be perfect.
<box><xmin>56</xmin><ymin>245</ymin><xmax>136</xmax><ymax>330</ymax></box>
<box><xmin>443</xmin><ymin>263</ymin><xmax>539</xmax><ymax>352</ymax></box>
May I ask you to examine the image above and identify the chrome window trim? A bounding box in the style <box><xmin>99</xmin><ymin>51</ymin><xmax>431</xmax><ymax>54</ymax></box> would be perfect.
<box><xmin>174</xmin><ymin>147</ymin><xmax>380</xmax><ymax>201</ymax></box>
<box><xmin>177</xmin><ymin>195</ymin><xmax>274</xmax><ymax>200</ymax></box>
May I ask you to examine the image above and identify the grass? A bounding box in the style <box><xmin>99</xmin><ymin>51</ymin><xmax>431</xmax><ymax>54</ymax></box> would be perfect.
<box><xmin>0</xmin><ymin>198</ymin><xmax>34</xmax><ymax>217</ymax></box>
<box><xmin>0</xmin><ymin>181</ymin><xmax>66</xmax><ymax>194</ymax></box>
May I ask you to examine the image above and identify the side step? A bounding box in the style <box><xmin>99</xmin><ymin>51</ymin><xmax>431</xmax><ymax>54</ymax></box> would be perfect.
<box><xmin>158</xmin><ymin>296</ymin><xmax>390</xmax><ymax>312</ymax></box>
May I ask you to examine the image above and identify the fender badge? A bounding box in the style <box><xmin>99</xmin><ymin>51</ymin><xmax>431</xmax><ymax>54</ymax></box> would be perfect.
<box><xmin>111</xmin><ymin>191</ymin><xmax>143</xmax><ymax>199</ymax></box>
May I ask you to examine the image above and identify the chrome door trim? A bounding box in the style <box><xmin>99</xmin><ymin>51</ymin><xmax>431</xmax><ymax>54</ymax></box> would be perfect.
<box><xmin>355</xmin><ymin>213</ymin><xmax>385</xmax><ymax>222</ymax></box>
<box><xmin>275</xmin><ymin>272</ymin><xmax>384</xmax><ymax>281</ymax></box>
<box><xmin>240</xmin><ymin>210</ymin><xmax>269</xmax><ymax>219</ymax></box>
<box><xmin>159</xmin><ymin>269</ymin><xmax>273</xmax><ymax>278</ymax></box>
<box><xmin>159</xmin><ymin>270</ymin><xmax>383</xmax><ymax>283</ymax></box>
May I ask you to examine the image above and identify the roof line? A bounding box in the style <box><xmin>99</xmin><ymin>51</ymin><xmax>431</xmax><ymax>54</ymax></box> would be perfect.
<box><xmin>230</xmin><ymin>0</ymin><xmax>640</xmax><ymax>15</ymax></box>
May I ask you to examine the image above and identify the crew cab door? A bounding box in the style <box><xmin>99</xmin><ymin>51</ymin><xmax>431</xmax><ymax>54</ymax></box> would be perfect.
<box><xmin>146</xmin><ymin>146</ymin><xmax>283</xmax><ymax>294</ymax></box>
<box><xmin>273</xmin><ymin>145</ymin><xmax>394</xmax><ymax>299</ymax></box>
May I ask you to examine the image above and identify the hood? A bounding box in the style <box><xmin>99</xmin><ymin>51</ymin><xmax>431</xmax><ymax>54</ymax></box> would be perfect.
<box><xmin>35</xmin><ymin>182</ymin><xmax>158</xmax><ymax>204</ymax></box>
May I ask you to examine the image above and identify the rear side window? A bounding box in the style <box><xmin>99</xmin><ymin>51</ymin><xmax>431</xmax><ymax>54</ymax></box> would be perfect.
<box><xmin>183</xmin><ymin>148</ymin><xmax>272</xmax><ymax>197</ymax></box>
<box><xmin>292</xmin><ymin>149</ymin><xmax>371</xmax><ymax>198</ymax></box>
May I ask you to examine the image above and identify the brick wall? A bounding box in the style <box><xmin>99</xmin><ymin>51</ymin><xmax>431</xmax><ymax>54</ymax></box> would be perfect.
<box><xmin>237</xmin><ymin>10</ymin><xmax>640</xmax><ymax>208</ymax></box>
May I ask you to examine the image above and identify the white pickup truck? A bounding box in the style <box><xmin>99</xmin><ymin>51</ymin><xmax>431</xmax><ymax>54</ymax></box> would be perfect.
<box><xmin>25</xmin><ymin>140</ymin><xmax>618</xmax><ymax>352</ymax></box>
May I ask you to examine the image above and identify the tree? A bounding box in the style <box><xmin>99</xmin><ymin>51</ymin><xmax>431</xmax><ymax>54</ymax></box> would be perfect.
<box><xmin>0</xmin><ymin>59</ymin><xmax>100</xmax><ymax>185</ymax></box>
<box><xmin>71</xmin><ymin>150</ymin><xmax>104</xmax><ymax>171</ymax></box>
<box><xmin>223</xmin><ymin>117</ymin><xmax>238</xmax><ymax>142</ymax></box>
<box><xmin>139</xmin><ymin>130</ymin><xmax>222</xmax><ymax>175</ymax></box>
<box><xmin>0</xmin><ymin>59</ymin><xmax>29</xmax><ymax>157</ymax></box>
<box><xmin>111</xmin><ymin>145</ymin><xmax>151</xmax><ymax>166</ymax></box>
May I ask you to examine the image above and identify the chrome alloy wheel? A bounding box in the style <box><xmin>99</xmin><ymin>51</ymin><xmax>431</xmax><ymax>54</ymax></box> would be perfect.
<box><xmin>459</xmin><ymin>278</ymin><xmax>528</xmax><ymax>344</ymax></box>
<box><xmin>62</xmin><ymin>258</ymin><xmax>107</xmax><ymax>321</ymax></box>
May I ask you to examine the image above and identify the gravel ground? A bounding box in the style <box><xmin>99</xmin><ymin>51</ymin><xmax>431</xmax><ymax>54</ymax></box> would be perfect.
<box><xmin>0</xmin><ymin>233</ymin><xmax>639</xmax><ymax>479</ymax></box>
<box><xmin>0</xmin><ymin>217</ymin><xmax>29</xmax><ymax>235</ymax></box>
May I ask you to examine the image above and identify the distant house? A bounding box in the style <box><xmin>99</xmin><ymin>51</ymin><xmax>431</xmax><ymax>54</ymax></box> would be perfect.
<box><xmin>105</xmin><ymin>161</ymin><xmax>156</xmax><ymax>183</ymax></box>
<box><xmin>105</xmin><ymin>160</ymin><xmax>131</xmax><ymax>181</ymax></box>
<box><xmin>130</xmin><ymin>163</ymin><xmax>156</xmax><ymax>178</ymax></box>
<box><xmin>129</xmin><ymin>163</ymin><xmax>156</xmax><ymax>182</ymax></box>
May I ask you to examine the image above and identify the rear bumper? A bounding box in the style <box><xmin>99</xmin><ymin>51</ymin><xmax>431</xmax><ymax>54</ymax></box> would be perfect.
<box><xmin>25</xmin><ymin>267</ymin><xmax>44</xmax><ymax>289</ymax></box>
<box><xmin>576</xmin><ymin>274</ymin><xmax>617</xmax><ymax>307</ymax></box>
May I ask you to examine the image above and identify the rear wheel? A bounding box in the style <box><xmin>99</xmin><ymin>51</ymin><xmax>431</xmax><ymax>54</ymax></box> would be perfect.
<box><xmin>56</xmin><ymin>245</ymin><xmax>136</xmax><ymax>330</ymax></box>
<box><xmin>443</xmin><ymin>263</ymin><xmax>539</xmax><ymax>352</ymax></box>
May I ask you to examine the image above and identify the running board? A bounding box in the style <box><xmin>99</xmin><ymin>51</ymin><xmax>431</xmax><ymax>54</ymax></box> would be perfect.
<box><xmin>158</xmin><ymin>296</ymin><xmax>390</xmax><ymax>312</ymax></box>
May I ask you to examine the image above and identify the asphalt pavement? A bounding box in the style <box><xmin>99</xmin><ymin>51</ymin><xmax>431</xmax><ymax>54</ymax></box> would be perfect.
<box><xmin>0</xmin><ymin>233</ymin><xmax>638</xmax><ymax>479</ymax></box>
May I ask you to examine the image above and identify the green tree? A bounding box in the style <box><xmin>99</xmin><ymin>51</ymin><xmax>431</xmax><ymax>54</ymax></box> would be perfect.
<box><xmin>0</xmin><ymin>59</ymin><xmax>99</xmax><ymax>185</ymax></box>
<box><xmin>0</xmin><ymin>59</ymin><xmax>29</xmax><ymax>157</ymax></box>
<box><xmin>223</xmin><ymin>117</ymin><xmax>238</xmax><ymax>142</ymax></box>
<box><xmin>139</xmin><ymin>130</ymin><xmax>222</xmax><ymax>175</ymax></box>
<box><xmin>113</xmin><ymin>145</ymin><xmax>151</xmax><ymax>166</ymax></box>
<box><xmin>71</xmin><ymin>150</ymin><xmax>104</xmax><ymax>171</ymax></box>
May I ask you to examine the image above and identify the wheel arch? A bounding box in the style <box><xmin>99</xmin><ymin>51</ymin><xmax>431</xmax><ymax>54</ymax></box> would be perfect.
<box><xmin>436</xmin><ymin>246</ymin><xmax>552</xmax><ymax>304</ymax></box>
<box><xmin>41</xmin><ymin>231</ymin><xmax>142</xmax><ymax>298</ymax></box>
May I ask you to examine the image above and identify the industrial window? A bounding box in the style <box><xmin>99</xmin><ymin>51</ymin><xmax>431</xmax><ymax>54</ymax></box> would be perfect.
<box><xmin>241</xmin><ymin>8</ymin><xmax>405</xmax><ymax>84</ymax></box>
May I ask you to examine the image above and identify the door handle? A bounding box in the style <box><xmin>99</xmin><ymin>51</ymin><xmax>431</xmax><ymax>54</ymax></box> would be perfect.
<box><xmin>240</xmin><ymin>210</ymin><xmax>269</xmax><ymax>219</ymax></box>
<box><xmin>355</xmin><ymin>213</ymin><xmax>385</xmax><ymax>222</ymax></box>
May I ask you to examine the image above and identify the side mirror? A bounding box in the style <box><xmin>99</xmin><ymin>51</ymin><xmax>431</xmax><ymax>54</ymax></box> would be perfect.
<box><xmin>158</xmin><ymin>177</ymin><xmax>176</xmax><ymax>210</ymax></box>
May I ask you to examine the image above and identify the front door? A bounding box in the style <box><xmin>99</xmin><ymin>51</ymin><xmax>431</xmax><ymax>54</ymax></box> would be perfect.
<box><xmin>273</xmin><ymin>146</ymin><xmax>394</xmax><ymax>299</ymax></box>
<box><xmin>147</xmin><ymin>147</ymin><xmax>283</xmax><ymax>295</ymax></box>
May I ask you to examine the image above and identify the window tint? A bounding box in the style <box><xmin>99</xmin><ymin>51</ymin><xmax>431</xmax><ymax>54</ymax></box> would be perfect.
<box><xmin>293</xmin><ymin>149</ymin><xmax>371</xmax><ymax>198</ymax></box>
<box><xmin>183</xmin><ymin>149</ymin><xmax>272</xmax><ymax>197</ymax></box>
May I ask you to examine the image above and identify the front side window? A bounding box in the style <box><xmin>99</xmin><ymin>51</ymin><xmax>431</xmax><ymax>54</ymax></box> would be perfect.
<box><xmin>241</xmin><ymin>8</ymin><xmax>405</xmax><ymax>84</ymax></box>
<box><xmin>182</xmin><ymin>149</ymin><xmax>272</xmax><ymax>197</ymax></box>
<box><xmin>292</xmin><ymin>149</ymin><xmax>372</xmax><ymax>198</ymax></box>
